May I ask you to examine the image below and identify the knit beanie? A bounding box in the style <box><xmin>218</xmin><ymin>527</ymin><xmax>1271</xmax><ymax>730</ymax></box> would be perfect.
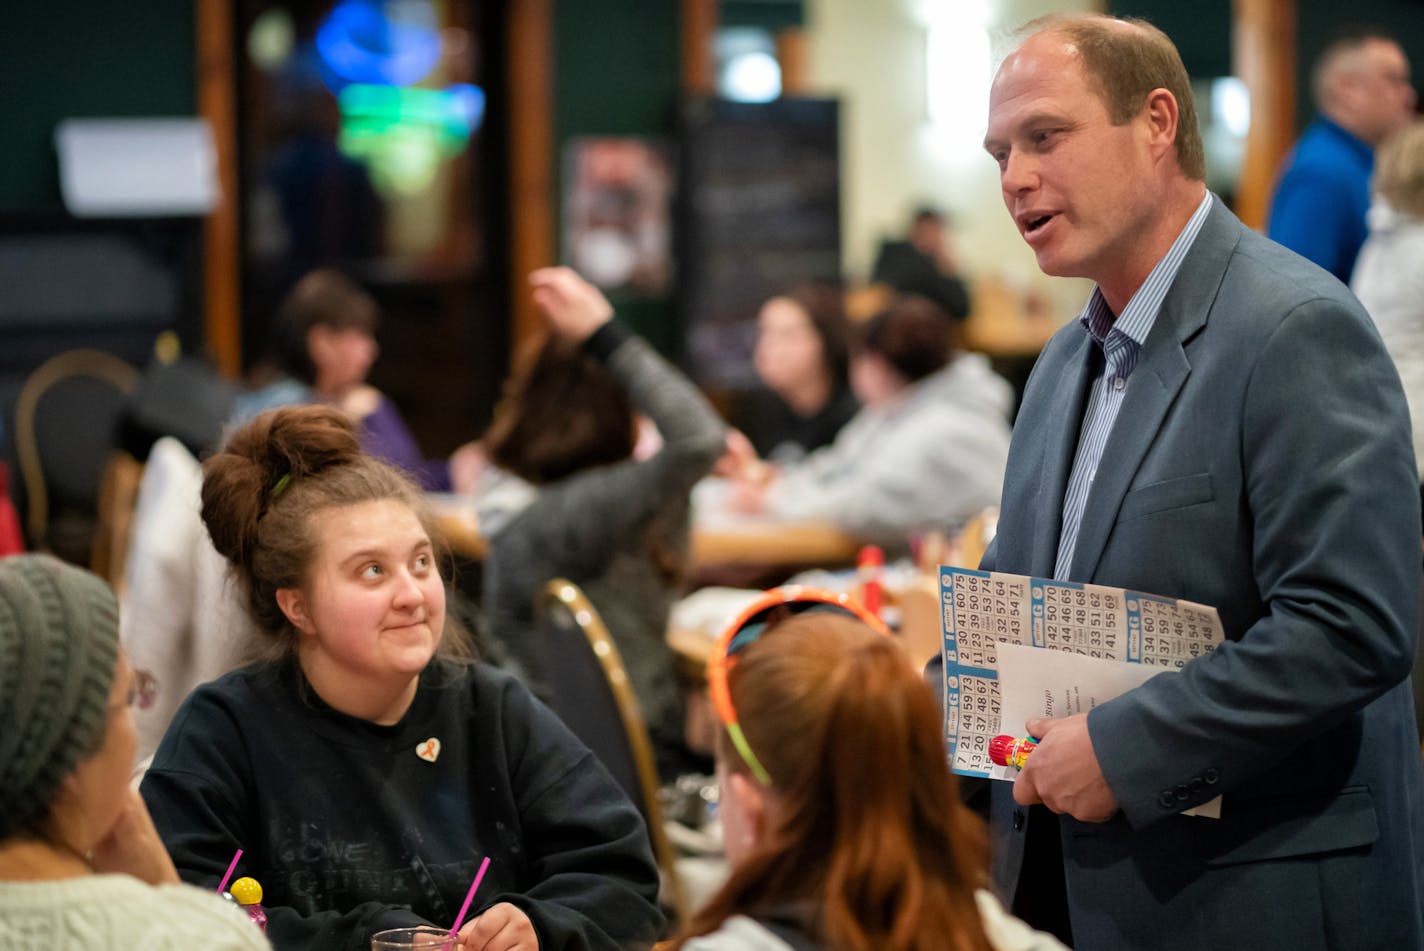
<box><xmin>0</xmin><ymin>554</ymin><xmax>120</xmax><ymax>838</ymax></box>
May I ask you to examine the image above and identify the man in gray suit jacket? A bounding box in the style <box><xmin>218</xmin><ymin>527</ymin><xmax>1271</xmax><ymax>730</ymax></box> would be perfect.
<box><xmin>979</xmin><ymin>14</ymin><xmax>1424</xmax><ymax>949</ymax></box>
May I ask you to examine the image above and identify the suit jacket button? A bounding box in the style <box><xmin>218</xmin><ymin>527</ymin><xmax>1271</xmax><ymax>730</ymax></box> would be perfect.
<box><xmin>1189</xmin><ymin>777</ymin><xmax>1205</xmax><ymax>792</ymax></box>
<box><xmin>1174</xmin><ymin>784</ymin><xmax>1190</xmax><ymax>801</ymax></box>
<box><xmin>1203</xmin><ymin>767</ymin><xmax>1220</xmax><ymax>784</ymax></box>
<box><xmin>1012</xmin><ymin>809</ymin><xmax>1025</xmax><ymax>831</ymax></box>
<box><xmin>1158</xmin><ymin>790</ymin><xmax>1177</xmax><ymax>808</ymax></box>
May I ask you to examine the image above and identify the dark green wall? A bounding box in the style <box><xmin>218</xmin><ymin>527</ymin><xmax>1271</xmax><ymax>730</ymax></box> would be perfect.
<box><xmin>722</xmin><ymin>0</ymin><xmax>802</xmax><ymax>30</ymax></box>
<box><xmin>553</xmin><ymin>0</ymin><xmax>681</xmax><ymax>354</ymax></box>
<box><xmin>0</xmin><ymin>2</ymin><xmax>196</xmax><ymax>213</ymax></box>
<box><xmin>554</xmin><ymin>0</ymin><xmax>679</xmax><ymax>138</ymax></box>
<box><xmin>1110</xmin><ymin>0</ymin><xmax>1232</xmax><ymax>78</ymax></box>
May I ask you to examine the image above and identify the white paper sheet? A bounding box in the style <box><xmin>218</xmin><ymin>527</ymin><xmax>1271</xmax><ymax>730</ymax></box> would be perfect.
<box><xmin>996</xmin><ymin>641</ymin><xmax>1168</xmax><ymax>771</ymax></box>
<box><xmin>995</xmin><ymin>642</ymin><xmax>1221</xmax><ymax>817</ymax></box>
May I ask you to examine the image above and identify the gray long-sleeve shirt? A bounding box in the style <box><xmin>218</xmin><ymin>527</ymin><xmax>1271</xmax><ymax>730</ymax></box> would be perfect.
<box><xmin>479</xmin><ymin>325</ymin><xmax>726</xmax><ymax>767</ymax></box>
<box><xmin>765</xmin><ymin>352</ymin><xmax>1012</xmax><ymax>552</ymax></box>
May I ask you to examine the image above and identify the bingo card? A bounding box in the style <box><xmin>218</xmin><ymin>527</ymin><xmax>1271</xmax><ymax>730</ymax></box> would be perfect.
<box><xmin>940</xmin><ymin>566</ymin><xmax>1223</xmax><ymax>779</ymax></box>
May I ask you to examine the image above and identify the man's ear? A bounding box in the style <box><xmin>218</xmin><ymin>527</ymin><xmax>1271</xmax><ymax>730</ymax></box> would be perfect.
<box><xmin>276</xmin><ymin>587</ymin><xmax>315</xmax><ymax>635</ymax></box>
<box><xmin>1142</xmin><ymin>87</ymin><xmax>1181</xmax><ymax>162</ymax></box>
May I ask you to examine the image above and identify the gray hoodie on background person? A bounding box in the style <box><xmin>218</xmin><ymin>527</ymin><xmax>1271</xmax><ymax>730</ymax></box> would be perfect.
<box><xmin>764</xmin><ymin>352</ymin><xmax>1012</xmax><ymax>552</ymax></box>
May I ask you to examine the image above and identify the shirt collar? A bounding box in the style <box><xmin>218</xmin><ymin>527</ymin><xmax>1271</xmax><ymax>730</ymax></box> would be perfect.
<box><xmin>1078</xmin><ymin>189</ymin><xmax>1215</xmax><ymax>351</ymax></box>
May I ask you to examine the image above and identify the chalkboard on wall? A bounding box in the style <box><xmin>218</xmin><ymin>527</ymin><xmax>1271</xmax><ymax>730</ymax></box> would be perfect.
<box><xmin>677</xmin><ymin>97</ymin><xmax>841</xmax><ymax>389</ymax></box>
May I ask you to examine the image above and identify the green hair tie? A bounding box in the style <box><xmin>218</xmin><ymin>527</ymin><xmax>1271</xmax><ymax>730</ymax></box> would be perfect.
<box><xmin>270</xmin><ymin>473</ymin><xmax>292</xmax><ymax>500</ymax></box>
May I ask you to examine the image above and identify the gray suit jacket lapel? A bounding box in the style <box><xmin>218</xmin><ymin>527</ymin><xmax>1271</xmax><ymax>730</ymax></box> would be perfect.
<box><xmin>1068</xmin><ymin>197</ymin><xmax>1241</xmax><ymax>581</ymax></box>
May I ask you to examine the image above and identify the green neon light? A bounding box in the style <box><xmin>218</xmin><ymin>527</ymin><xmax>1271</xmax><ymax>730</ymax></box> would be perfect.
<box><xmin>336</xmin><ymin>83</ymin><xmax>478</xmax><ymax>195</ymax></box>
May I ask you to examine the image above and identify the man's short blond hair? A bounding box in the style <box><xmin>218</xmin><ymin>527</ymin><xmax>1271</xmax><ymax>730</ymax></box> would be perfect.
<box><xmin>1018</xmin><ymin>14</ymin><xmax>1206</xmax><ymax>181</ymax></box>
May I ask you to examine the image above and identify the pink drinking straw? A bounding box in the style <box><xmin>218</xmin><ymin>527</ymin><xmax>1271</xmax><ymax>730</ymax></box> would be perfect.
<box><xmin>444</xmin><ymin>856</ymin><xmax>492</xmax><ymax>948</ymax></box>
<box><xmin>215</xmin><ymin>848</ymin><xmax>243</xmax><ymax>895</ymax></box>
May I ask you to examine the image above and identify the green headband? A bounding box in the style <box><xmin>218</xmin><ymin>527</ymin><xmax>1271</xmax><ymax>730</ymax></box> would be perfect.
<box><xmin>727</xmin><ymin>721</ymin><xmax>773</xmax><ymax>787</ymax></box>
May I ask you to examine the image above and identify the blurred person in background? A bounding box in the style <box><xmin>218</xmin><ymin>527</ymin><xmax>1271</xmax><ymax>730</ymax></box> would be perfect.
<box><xmin>237</xmin><ymin>268</ymin><xmax>482</xmax><ymax>493</ymax></box>
<box><xmin>727</xmin><ymin>282</ymin><xmax>860</xmax><ymax>466</ymax></box>
<box><xmin>1268</xmin><ymin>27</ymin><xmax>1416</xmax><ymax>282</ymax></box>
<box><xmin>1351</xmin><ymin>118</ymin><xmax>1424</xmax><ymax>481</ymax></box>
<box><xmin>1351</xmin><ymin>117</ymin><xmax>1424</xmax><ymax>744</ymax></box>
<box><xmin>478</xmin><ymin>268</ymin><xmax>726</xmax><ymax>778</ymax></box>
<box><xmin>0</xmin><ymin>555</ymin><xmax>266</xmax><ymax>950</ymax></box>
<box><xmin>729</xmin><ymin>296</ymin><xmax>1011</xmax><ymax>554</ymax></box>
<box><xmin>871</xmin><ymin>206</ymin><xmax>972</xmax><ymax>322</ymax></box>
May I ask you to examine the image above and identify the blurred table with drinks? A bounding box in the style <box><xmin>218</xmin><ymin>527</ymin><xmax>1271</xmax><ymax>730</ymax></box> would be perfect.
<box><xmin>668</xmin><ymin>507</ymin><xmax>999</xmax><ymax>678</ymax></box>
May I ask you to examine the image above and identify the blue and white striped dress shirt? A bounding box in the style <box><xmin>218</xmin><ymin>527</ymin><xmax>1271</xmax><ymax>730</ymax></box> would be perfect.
<box><xmin>1053</xmin><ymin>191</ymin><xmax>1215</xmax><ymax>580</ymax></box>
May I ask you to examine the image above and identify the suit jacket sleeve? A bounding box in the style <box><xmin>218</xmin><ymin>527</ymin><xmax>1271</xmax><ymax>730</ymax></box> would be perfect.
<box><xmin>1087</xmin><ymin>294</ymin><xmax>1420</xmax><ymax>829</ymax></box>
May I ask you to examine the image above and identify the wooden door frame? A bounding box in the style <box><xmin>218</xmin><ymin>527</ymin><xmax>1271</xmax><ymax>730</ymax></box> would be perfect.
<box><xmin>1233</xmin><ymin>0</ymin><xmax>1296</xmax><ymax>230</ymax></box>
<box><xmin>508</xmin><ymin>0</ymin><xmax>555</xmax><ymax>360</ymax></box>
<box><xmin>196</xmin><ymin>0</ymin><xmax>242</xmax><ymax>377</ymax></box>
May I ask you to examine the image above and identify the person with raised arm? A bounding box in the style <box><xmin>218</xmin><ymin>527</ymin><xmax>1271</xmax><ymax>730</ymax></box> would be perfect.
<box><xmin>479</xmin><ymin>267</ymin><xmax>726</xmax><ymax>777</ymax></box>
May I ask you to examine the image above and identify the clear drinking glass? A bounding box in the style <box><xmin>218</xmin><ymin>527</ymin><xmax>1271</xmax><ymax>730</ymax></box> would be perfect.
<box><xmin>371</xmin><ymin>925</ymin><xmax>452</xmax><ymax>949</ymax></box>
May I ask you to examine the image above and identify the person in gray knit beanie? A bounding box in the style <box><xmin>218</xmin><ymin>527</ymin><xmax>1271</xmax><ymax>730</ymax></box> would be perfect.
<box><xmin>0</xmin><ymin>554</ymin><xmax>270</xmax><ymax>948</ymax></box>
<box><xmin>0</xmin><ymin>553</ymin><xmax>120</xmax><ymax>837</ymax></box>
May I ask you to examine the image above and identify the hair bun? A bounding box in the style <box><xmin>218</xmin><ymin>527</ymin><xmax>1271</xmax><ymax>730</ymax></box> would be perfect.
<box><xmin>201</xmin><ymin>405</ymin><xmax>361</xmax><ymax>571</ymax></box>
<box><xmin>259</xmin><ymin>404</ymin><xmax>363</xmax><ymax>482</ymax></box>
